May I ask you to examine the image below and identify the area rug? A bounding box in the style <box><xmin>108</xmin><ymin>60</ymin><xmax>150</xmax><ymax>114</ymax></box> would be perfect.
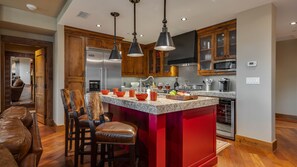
<box><xmin>216</xmin><ymin>139</ymin><xmax>231</xmax><ymax>154</ymax></box>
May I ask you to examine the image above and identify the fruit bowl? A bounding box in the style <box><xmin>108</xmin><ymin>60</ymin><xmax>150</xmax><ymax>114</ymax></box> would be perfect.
<box><xmin>101</xmin><ymin>89</ymin><xmax>110</xmax><ymax>95</ymax></box>
<box><xmin>116</xmin><ymin>91</ymin><xmax>126</xmax><ymax>97</ymax></box>
<box><xmin>135</xmin><ymin>93</ymin><xmax>148</xmax><ymax>101</ymax></box>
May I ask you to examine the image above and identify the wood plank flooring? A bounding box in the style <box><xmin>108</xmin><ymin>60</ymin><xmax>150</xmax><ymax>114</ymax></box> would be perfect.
<box><xmin>38</xmin><ymin>119</ymin><xmax>297</xmax><ymax>167</ymax></box>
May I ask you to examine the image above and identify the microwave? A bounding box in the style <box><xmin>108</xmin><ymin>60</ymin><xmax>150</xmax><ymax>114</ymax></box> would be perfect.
<box><xmin>213</xmin><ymin>59</ymin><xmax>236</xmax><ymax>72</ymax></box>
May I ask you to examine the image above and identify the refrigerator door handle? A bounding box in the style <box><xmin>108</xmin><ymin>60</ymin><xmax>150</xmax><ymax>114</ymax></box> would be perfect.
<box><xmin>104</xmin><ymin>68</ymin><xmax>107</xmax><ymax>90</ymax></box>
<box><xmin>99</xmin><ymin>68</ymin><xmax>103</xmax><ymax>90</ymax></box>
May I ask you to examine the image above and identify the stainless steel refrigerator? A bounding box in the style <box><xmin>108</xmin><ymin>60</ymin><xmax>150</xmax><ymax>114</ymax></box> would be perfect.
<box><xmin>85</xmin><ymin>47</ymin><xmax>122</xmax><ymax>92</ymax></box>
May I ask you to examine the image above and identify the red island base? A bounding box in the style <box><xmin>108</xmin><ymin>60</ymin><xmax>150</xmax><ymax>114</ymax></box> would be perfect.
<box><xmin>108</xmin><ymin>104</ymin><xmax>217</xmax><ymax>167</ymax></box>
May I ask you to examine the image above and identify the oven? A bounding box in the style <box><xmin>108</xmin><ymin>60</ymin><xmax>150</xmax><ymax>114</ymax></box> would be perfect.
<box><xmin>216</xmin><ymin>98</ymin><xmax>235</xmax><ymax>140</ymax></box>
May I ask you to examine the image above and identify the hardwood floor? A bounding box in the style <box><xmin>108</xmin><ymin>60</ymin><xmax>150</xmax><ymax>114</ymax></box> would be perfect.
<box><xmin>39</xmin><ymin>119</ymin><xmax>297</xmax><ymax>167</ymax></box>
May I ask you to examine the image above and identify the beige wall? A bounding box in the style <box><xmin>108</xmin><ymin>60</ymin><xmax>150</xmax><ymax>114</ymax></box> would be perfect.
<box><xmin>236</xmin><ymin>3</ymin><xmax>276</xmax><ymax>143</ymax></box>
<box><xmin>276</xmin><ymin>39</ymin><xmax>297</xmax><ymax>116</ymax></box>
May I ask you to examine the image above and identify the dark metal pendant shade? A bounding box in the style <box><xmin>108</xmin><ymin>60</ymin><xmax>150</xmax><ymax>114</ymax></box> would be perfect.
<box><xmin>128</xmin><ymin>38</ymin><xmax>143</xmax><ymax>57</ymax></box>
<box><xmin>155</xmin><ymin>28</ymin><xmax>175</xmax><ymax>51</ymax></box>
<box><xmin>109</xmin><ymin>12</ymin><xmax>122</xmax><ymax>60</ymax></box>
<box><xmin>128</xmin><ymin>0</ymin><xmax>144</xmax><ymax>57</ymax></box>
<box><xmin>109</xmin><ymin>45</ymin><xmax>121</xmax><ymax>59</ymax></box>
<box><xmin>155</xmin><ymin>0</ymin><xmax>175</xmax><ymax>51</ymax></box>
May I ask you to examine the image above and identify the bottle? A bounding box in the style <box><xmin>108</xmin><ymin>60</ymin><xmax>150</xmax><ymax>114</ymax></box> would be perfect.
<box><xmin>174</xmin><ymin>77</ymin><xmax>180</xmax><ymax>90</ymax></box>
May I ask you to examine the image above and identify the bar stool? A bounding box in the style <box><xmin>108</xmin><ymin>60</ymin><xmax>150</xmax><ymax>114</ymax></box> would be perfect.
<box><xmin>69</xmin><ymin>90</ymin><xmax>112</xmax><ymax>167</ymax></box>
<box><xmin>60</xmin><ymin>89</ymin><xmax>75</xmax><ymax>156</ymax></box>
<box><xmin>85</xmin><ymin>92</ymin><xmax>138</xmax><ymax>167</ymax></box>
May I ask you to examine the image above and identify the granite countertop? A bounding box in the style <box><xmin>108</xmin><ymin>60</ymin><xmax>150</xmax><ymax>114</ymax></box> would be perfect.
<box><xmin>190</xmin><ymin>90</ymin><xmax>236</xmax><ymax>99</ymax></box>
<box><xmin>100</xmin><ymin>93</ymin><xmax>218</xmax><ymax>115</ymax></box>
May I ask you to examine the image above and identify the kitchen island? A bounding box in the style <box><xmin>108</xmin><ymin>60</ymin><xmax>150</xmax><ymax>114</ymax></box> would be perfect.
<box><xmin>101</xmin><ymin>93</ymin><xmax>219</xmax><ymax>167</ymax></box>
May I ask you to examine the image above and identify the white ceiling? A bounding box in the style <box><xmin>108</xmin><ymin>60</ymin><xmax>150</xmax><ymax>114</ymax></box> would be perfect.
<box><xmin>58</xmin><ymin>0</ymin><xmax>297</xmax><ymax>44</ymax></box>
<box><xmin>0</xmin><ymin>0</ymin><xmax>66</xmax><ymax>17</ymax></box>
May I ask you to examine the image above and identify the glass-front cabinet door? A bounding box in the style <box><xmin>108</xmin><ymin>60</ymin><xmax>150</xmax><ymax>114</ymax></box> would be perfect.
<box><xmin>199</xmin><ymin>35</ymin><xmax>213</xmax><ymax>72</ymax></box>
<box><xmin>228</xmin><ymin>29</ymin><xmax>236</xmax><ymax>58</ymax></box>
<box><xmin>148</xmin><ymin>50</ymin><xmax>154</xmax><ymax>74</ymax></box>
<box><xmin>214</xmin><ymin>31</ymin><xmax>226</xmax><ymax>60</ymax></box>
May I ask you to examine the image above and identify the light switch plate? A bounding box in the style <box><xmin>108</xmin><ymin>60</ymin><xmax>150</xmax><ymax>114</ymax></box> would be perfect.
<box><xmin>247</xmin><ymin>61</ymin><xmax>257</xmax><ymax>67</ymax></box>
<box><xmin>246</xmin><ymin>77</ymin><xmax>260</xmax><ymax>84</ymax></box>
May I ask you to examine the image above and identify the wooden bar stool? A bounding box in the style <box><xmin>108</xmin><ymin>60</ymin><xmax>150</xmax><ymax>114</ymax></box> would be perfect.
<box><xmin>85</xmin><ymin>92</ymin><xmax>138</xmax><ymax>167</ymax></box>
<box><xmin>70</xmin><ymin>90</ymin><xmax>112</xmax><ymax>167</ymax></box>
<box><xmin>60</xmin><ymin>89</ymin><xmax>75</xmax><ymax>157</ymax></box>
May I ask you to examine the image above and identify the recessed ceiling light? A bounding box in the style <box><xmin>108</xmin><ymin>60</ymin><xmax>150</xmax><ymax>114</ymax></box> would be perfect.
<box><xmin>181</xmin><ymin>17</ymin><xmax>187</xmax><ymax>21</ymax></box>
<box><xmin>26</xmin><ymin>4</ymin><xmax>37</xmax><ymax>11</ymax></box>
<box><xmin>96</xmin><ymin>24</ymin><xmax>101</xmax><ymax>28</ymax></box>
<box><xmin>290</xmin><ymin>22</ymin><xmax>296</xmax><ymax>25</ymax></box>
<box><xmin>140</xmin><ymin>34</ymin><xmax>143</xmax><ymax>37</ymax></box>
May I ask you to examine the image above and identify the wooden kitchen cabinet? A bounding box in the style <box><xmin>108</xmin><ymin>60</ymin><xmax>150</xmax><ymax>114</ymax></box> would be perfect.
<box><xmin>145</xmin><ymin>43</ymin><xmax>178</xmax><ymax>77</ymax></box>
<box><xmin>121</xmin><ymin>41</ymin><xmax>147</xmax><ymax>77</ymax></box>
<box><xmin>197</xmin><ymin>19</ymin><xmax>236</xmax><ymax>76</ymax></box>
<box><xmin>64</xmin><ymin>32</ymin><xmax>86</xmax><ymax>93</ymax></box>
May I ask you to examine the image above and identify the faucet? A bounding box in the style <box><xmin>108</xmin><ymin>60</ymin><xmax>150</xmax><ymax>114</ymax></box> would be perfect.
<box><xmin>139</xmin><ymin>76</ymin><xmax>154</xmax><ymax>93</ymax></box>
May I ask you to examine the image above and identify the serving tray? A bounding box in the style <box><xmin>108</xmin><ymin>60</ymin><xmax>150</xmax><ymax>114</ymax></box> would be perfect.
<box><xmin>165</xmin><ymin>95</ymin><xmax>198</xmax><ymax>101</ymax></box>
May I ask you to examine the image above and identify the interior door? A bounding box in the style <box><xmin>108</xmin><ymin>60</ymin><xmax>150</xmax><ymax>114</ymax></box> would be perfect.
<box><xmin>35</xmin><ymin>48</ymin><xmax>46</xmax><ymax>124</ymax></box>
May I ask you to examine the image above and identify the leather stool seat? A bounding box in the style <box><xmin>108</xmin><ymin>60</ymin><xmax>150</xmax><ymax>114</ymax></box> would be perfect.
<box><xmin>95</xmin><ymin>121</ymin><xmax>137</xmax><ymax>144</ymax></box>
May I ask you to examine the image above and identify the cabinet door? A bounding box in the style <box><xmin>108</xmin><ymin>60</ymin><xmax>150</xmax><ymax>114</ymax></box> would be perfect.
<box><xmin>198</xmin><ymin>34</ymin><xmax>213</xmax><ymax>72</ymax></box>
<box><xmin>148</xmin><ymin>49</ymin><xmax>154</xmax><ymax>75</ymax></box>
<box><xmin>227</xmin><ymin>28</ymin><xmax>236</xmax><ymax>59</ymax></box>
<box><xmin>214</xmin><ymin>30</ymin><xmax>227</xmax><ymax>60</ymax></box>
<box><xmin>155</xmin><ymin>51</ymin><xmax>161</xmax><ymax>75</ymax></box>
<box><xmin>121</xmin><ymin>42</ymin><xmax>134</xmax><ymax>76</ymax></box>
<box><xmin>65</xmin><ymin>33</ymin><xmax>85</xmax><ymax>93</ymax></box>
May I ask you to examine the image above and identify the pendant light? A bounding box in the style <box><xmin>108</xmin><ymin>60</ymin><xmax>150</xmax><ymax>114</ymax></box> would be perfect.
<box><xmin>155</xmin><ymin>0</ymin><xmax>175</xmax><ymax>51</ymax></box>
<box><xmin>127</xmin><ymin>0</ymin><xmax>143</xmax><ymax>57</ymax></box>
<box><xmin>109</xmin><ymin>12</ymin><xmax>122</xmax><ymax>60</ymax></box>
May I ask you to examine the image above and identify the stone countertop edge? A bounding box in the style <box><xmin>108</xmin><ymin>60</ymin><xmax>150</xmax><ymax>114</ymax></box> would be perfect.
<box><xmin>100</xmin><ymin>94</ymin><xmax>219</xmax><ymax>115</ymax></box>
<box><xmin>190</xmin><ymin>91</ymin><xmax>236</xmax><ymax>99</ymax></box>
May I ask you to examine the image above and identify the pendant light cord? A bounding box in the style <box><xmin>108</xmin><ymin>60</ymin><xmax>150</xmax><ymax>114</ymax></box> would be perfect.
<box><xmin>162</xmin><ymin>0</ymin><xmax>167</xmax><ymax>28</ymax></box>
<box><xmin>133</xmin><ymin>2</ymin><xmax>137</xmax><ymax>40</ymax></box>
<box><xmin>114</xmin><ymin>15</ymin><xmax>116</xmax><ymax>45</ymax></box>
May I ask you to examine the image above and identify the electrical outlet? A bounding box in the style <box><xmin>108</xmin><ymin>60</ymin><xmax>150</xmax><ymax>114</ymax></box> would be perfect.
<box><xmin>246</xmin><ymin>77</ymin><xmax>260</xmax><ymax>85</ymax></box>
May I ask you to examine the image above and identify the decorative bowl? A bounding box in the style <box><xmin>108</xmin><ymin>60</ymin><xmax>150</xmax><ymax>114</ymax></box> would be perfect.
<box><xmin>116</xmin><ymin>91</ymin><xmax>126</xmax><ymax>97</ymax></box>
<box><xmin>135</xmin><ymin>93</ymin><xmax>148</xmax><ymax>101</ymax></box>
<box><xmin>131</xmin><ymin>82</ymin><xmax>139</xmax><ymax>88</ymax></box>
<box><xmin>101</xmin><ymin>90</ymin><xmax>110</xmax><ymax>95</ymax></box>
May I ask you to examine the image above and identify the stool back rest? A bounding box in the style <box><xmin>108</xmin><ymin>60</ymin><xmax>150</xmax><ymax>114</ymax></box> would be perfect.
<box><xmin>60</xmin><ymin>89</ymin><xmax>71</xmax><ymax>113</ymax></box>
<box><xmin>85</xmin><ymin>92</ymin><xmax>105</xmax><ymax>121</ymax></box>
<box><xmin>69</xmin><ymin>90</ymin><xmax>85</xmax><ymax>116</ymax></box>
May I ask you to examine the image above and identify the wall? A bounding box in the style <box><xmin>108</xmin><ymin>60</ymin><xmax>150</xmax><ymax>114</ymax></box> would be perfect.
<box><xmin>122</xmin><ymin>65</ymin><xmax>236</xmax><ymax>91</ymax></box>
<box><xmin>236</xmin><ymin>4</ymin><xmax>276</xmax><ymax>142</ymax></box>
<box><xmin>276</xmin><ymin>39</ymin><xmax>297</xmax><ymax>116</ymax></box>
<box><xmin>52</xmin><ymin>24</ymin><xmax>65</xmax><ymax>125</ymax></box>
<box><xmin>18</xmin><ymin>58</ymin><xmax>31</xmax><ymax>84</ymax></box>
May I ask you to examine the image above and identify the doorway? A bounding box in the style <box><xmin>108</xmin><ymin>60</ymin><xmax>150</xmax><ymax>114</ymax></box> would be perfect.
<box><xmin>0</xmin><ymin>35</ymin><xmax>53</xmax><ymax>126</ymax></box>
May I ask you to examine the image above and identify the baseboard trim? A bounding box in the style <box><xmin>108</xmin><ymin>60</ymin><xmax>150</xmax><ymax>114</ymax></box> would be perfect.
<box><xmin>54</xmin><ymin>125</ymin><xmax>65</xmax><ymax>132</ymax></box>
<box><xmin>235</xmin><ymin>135</ymin><xmax>277</xmax><ymax>152</ymax></box>
<box><xmin>276</xmin><ymin>113</ymin><xmax>297</xmax><ymax>123</ymax></box>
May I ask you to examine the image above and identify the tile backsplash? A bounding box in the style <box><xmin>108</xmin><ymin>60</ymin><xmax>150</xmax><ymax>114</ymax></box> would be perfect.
<box><xmin>122</xmin><ymin>65</ymin><xmax>236</xmax><ymax>91</ymax></box>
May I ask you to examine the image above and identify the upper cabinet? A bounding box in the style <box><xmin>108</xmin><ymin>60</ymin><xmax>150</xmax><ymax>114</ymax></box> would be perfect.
<box><xmin>197</xmin><ymin>20</ymin><xmax>236</xmax><ymax>76</ymax></box>
<box><xmin>121</xmin><ymin>42</ymin><xmax>147</xmax><ymax>77</ymax></box>
<box><xmin>145</xmin><ymin>43</ymin><xmax>178</xmax><ymax>77</ymax></box>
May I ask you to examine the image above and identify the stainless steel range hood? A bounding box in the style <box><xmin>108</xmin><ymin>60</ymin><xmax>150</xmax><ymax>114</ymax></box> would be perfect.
<box><xmin>167</xmin><ymin>30</ymin><xmax>197</xmax><ymax>66</ymax></box>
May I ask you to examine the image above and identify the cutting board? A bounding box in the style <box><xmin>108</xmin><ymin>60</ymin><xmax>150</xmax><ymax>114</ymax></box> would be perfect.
<box><xmin>166</xmin><ymin>95</ymin><xmax>198</xmax><ymax>101</ymax></box>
